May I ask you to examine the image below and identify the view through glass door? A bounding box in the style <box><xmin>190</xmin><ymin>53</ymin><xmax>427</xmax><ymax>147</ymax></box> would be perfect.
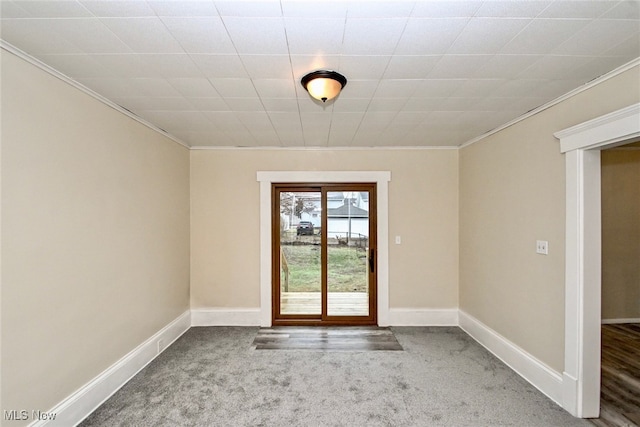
<box><xmin>272</xmin><ymin>184</ymin><xmax>377</xmax><ymax>325</ymax></box>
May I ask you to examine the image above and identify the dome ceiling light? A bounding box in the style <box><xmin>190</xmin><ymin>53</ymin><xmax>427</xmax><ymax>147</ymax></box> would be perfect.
<box><xmin>300</xmin><ymin>70</ymin><xmax>347</xmax><ymax>103</ymax></box>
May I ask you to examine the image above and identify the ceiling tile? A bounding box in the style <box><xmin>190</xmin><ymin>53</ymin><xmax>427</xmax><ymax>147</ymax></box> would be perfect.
<box><xmin>190</xmin><ymin>55</ymin><xmax>247</xmax><ymax>78</ymax></box>
<box><xmin>338</xmin><ymin>56</ymin><xmax>391</xmax><ymax>79</ymax></box>
<box><xmin>3</xmin><ymin>0</ymin><xmax>638</xmax><ymax>149</ymax></box>
<box><xmin>413</xmin><ymin>79</ymin><xmax>464</xmax><ymax>97</ymax></box>
<box><xmin>359</xmin><ymin>111</ymin><xmax>396</xmax><ymax>131</ymax></box>
<box><xmin>36</xmin><ymin>54</ymin><xmax>114</xmax><ymax>79</ymax></box>
<box><xmin>383</xmin><ymin>56</ymin><xmax>440</xmax><ymax>79</ymax></box>
<box><xmin>427</xmin><ymin>56</ymin><xmax>493</xmax><ymax>79</ymax></box>
<box><xmin>448</xmin><ymin>18</ymin><xmax>531</xmax><ymax>55</ymax></box>
<box><xmin>345</xmin><ymin>1</ymin><xmax>415</xmax><ymax>18</ymax></box>
<box><xmin>268</xmin><ymin>112</ymin><xmax>303</xmax><ymax>131</ymax></box>
<box><xmin>517</xmin><ymin>55</ymin><xmax>595</xmax><ymax>79</ymax></box>
<box><xmin>209</xmin><ymin>78</ymin><xmax>258</xmax><ymax>97</ymax></box>
<box><xmin>539</xmin><ymin>1</ymin><xmax>616</xmax><ymax>19</ymax></box>
<box><xmin>224</xmin><ymin>98</ymin><xmax>265</xmax><ymax>111</ymax></box>
<box><xmin>91</xmin><ymin>54</ymin><xmax>160</xmax><ymax>78</ymax></box>
<box><xmin>137</xmin><ymin>54</ymin><xmax>203</xmax><ymax>78</ymax></box>
<box><xmin>451</xmin><ymin>79</ymin><xmax>507</xmax><ymax>98</ymax></box>
<box><xmin>410</xmin><ymin>1</ymin><xmax>480</xmax><ymax>18</ymax></box>
<box><xmin>161</xmin><ymin>17</ymin><xmax>236</xmax><ymax>54</ymax></box>
<box><xmin>215</xmin><ymin>1</ymin><xmax>283</xmax><ymax>17</ymax></box>
<box><xmin>342</xmin><ymin>18</ymin><xmax>407</xmax><ymax>55</ymax></box>
<box><xmin>125</xmin><ymin>78</ymin><xmax>183</xmax><ymax>97</ymax></box>
<box><xmin>602</xmin><ymin>1</ymin><xmax>640</xmax><ymax>19</ymax></box>
<box><xmin>604</xmin><ymin>34</ymin><xmax>640</xmax><ymax>57</ymax></box>
<box><xmin>12</xmin><ymin>0</ymin><xmax>92</xmax><ymax>18</ymax></box>
<box><xmin>222</xmin><ymin>17</ymin><xmax>288</xmax><ymax>54</ymax></box>
<box><xmin>0</xmin><ymin>1</ymin><xmax>31</xmax><ymax>18</ymax></box>
<box><xmin>284</xmin><ymin>17</ymin><xmax>346</xmax><ymax>55</ymax></box>
<box><xmin>262</xmin><ymin>98</ymin><xmax>299</xmax><ymax>112</ymax></box>
<box><xmin>473</xmin><ymin>55</ymin><xmax>542</xmax><ymax>79</ymax></box>
<box><xmin>113</xmin><ymin>96</ymin><xmax>193</xmax><ymax>111</ymax></box>
<box><xmin>282</xmin><ymin>0</ymin><xmax>347</xmax><ymax>18</ymax></box>
<box><xmin>253</xmin><ymin>79</ymin><xmax>297</xmax><ymax>98</ymax></box>
<box><xmin>501</xmin><ymin>19</ymin><xmax>590</xmax><ymax>55</ymax></box>
<box><xmin>100</xmin><ymin>18</ymin><xmax>184</xmax><ymax>53</ymax></box>
<box><xmin>338</xmin><ymin>80</ymin><xmax>379</xmax><ymax>99</ymax></box>
<box><xmin>240</xmin><ymin>55</ymin><xmax>292</xmax><ymax>79</ymax></box>
<box><xmin>167</xmin><ymin>78</ymin><xmax>220</xmax><ymax>98</ymax></box>
<box><xmin>290</xmin><ymin>55</ymin><xmax>343</xmax><ymax>80</ymax></box>
<box><xmin>366</xmin><ymin>98</ymin><xmax>407</xmax><ymax>112</ymax></box>
<box><xmin>202</xmin><ymin>112</ymin><xmax>247</xmax><ymax>131</ymax></box>
<box><xmin>331</xmin><ymin>98</ymin><xmax>372</xmax><ymax>113</ymax></box>
<box><xmin>474</xmin><ymin>1</ymin><xmax>552</xmax><ymax>17</ymax></box>
<box><xmin>80</xmin><ymin>1</ymin><xmax>156</xmax><ymax>17</ymax></box>
<box><xmin>186</xmin><ymin>97</ymin><xmax>229</xmax><ymax>111</ymax></box>
<box><xmin>76</xmin><ymin>77</ymin><xmax>141</xmax><ymax>98</ymax></box>
<box><xmin>235</xmin><ymin>112</ymin><xmax>273</xmax><ymax>130</ymax></box>
<box><xmin>374</xmin><ymin>80</ymin><xmax>420</xmax><ymax>98</ymax></box>
<box><xmin>43</xmin><ymin>18</ymin><xmax>132</xmax><ymax>54</ymax></box>
<box><xmin>275</xmin><ymin>130</ymin><xmax>306</xmax><ymax>146</ymax></box>
<box><xmin>553</xmin><ymin>19</ymin><xmax>640</xmax><ymax>56</ymax></box>
<box><xmin>147</xmin><ymin>1</ymin><xmax>219</xmax><ymax>17</ymax></box>
<box><xmin>1</xmin><ymin>19</ymin><xmax>84</xmax><ymax>54</ymax></box>
<box><xmin>395</xmin><ymin>18</ymin><xmax>468</xmax><ymax>55</ymax></box>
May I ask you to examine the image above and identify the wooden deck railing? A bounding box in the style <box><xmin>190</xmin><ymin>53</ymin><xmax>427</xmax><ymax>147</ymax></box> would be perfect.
<box><xmin>280</xmin><ymin>247</ymin><xmax>289</xmax><ymax>292</ymax></box>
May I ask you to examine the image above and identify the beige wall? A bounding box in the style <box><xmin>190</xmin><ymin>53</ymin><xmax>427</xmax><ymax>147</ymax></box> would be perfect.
<box><xmin>601</xmin><ymin>148</ymin><xmax>640</xmax><ymax>320</ymax></box>
<box><xmin>1</xmin><ymin>50</ymin><xmax>190</xmax><ymax>421</ymax></box>
<box><xmin>459</xmin><ymin>66</ymin><xmax>640</xmax><ymax>372</ymax></box>
<box><xmin>190</xmin><ymin>149</ymin><xmax>459</xmax><ymax>310</ymax></box>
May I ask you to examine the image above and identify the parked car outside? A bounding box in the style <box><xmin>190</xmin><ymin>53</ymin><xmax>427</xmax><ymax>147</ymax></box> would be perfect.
<box><xmin>296</xmin><ymin>221</ymin><xmax>314</xmax><ymax>235</ymax></box>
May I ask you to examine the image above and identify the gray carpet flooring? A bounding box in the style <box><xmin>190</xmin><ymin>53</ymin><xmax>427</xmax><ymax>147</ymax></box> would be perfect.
<box><xmin>81</xmin><ymin>327</ymin><xmax>591</xmax><ymax>427</ymax></box>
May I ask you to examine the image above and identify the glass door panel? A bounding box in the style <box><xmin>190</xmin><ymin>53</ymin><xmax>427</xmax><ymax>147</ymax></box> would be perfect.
<box><xmin>278</xmin><ymin>190</ymin><xmax>321</xmax><ymax>315</ymax></box>
<box><xmin>326</xmin><ymin>190</ymin><xmax>370</xmax><ymax>317</ymax></box>
<box><xmin>273</xmin><ymin>184</ymin><xmax>376</xmax><ymax>325</ymax></box>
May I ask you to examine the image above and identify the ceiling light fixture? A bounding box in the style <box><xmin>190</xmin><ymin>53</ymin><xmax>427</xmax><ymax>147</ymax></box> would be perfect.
<box><xmin>301</xmin><ymin>70</ymin><xmax>347</xmax><ymax>103</ymax></box>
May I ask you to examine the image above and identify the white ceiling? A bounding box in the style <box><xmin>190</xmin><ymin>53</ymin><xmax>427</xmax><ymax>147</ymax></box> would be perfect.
<box><xmin>1</xmin><ymin>0</ymin><xmax>639</xmax><ymax>148</ymax></box>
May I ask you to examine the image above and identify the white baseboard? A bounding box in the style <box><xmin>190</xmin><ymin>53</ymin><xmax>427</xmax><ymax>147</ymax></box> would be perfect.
<box><xmin>602</xmin><ymin>317</ymin><xmax>640</xmax><ymax>324</ymax></box>
<box><xmin>458</xmin><ymin>310</ymin><xmax>563</xmax><ymax>406</ymax></box>
<box><xmin>389</xmin><ymin>308</ymin><xmax>458</xmax><ymax>326</ymax></box>
<box><xmin>33</xmin><ymin>310</ymin><xmax>191</xmax><ymax>427</ymax></box>
<box><xmin>191</xmin><ymin>308</ymin><xmax>261</xmax><ymax>326</ymax></box>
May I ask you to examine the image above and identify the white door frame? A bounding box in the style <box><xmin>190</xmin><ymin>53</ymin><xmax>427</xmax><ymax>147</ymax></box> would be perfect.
<box><xmin>554</xmin><ymin>103</ymin><xmax>640</xmax><ymax>417</ymax></box>
<box><xmin>257</xmin><ymin>171</ymin><xmax>391</xmax><ymax>327</ymax></box>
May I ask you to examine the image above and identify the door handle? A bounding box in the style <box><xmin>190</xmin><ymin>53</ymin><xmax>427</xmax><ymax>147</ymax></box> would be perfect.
<box><xmin>369</xmin><ymin>248</ymin><xmax>375</xmax><ymax>273</ymax></box>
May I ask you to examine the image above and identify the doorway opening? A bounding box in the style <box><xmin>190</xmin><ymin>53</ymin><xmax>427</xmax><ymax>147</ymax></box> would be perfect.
<box><xmin>272</xmin><ymin>183</ymin><xmax>377</xmax><ymax>326</ymax></box>
<box><xmin>555</xmin><ymin>102</ymin><xmax>640</xmax><ymax>418</ymax></box>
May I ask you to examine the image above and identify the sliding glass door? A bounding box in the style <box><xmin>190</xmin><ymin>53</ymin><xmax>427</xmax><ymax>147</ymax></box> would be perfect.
<box><xmin>272</xmin><ymin>184</ymin><xmax>377</xmax><ymax>325</ymax></box>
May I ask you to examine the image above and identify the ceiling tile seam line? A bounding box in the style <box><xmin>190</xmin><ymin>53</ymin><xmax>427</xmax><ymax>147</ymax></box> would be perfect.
<box><xmin>207</xmin><ymin>7</ymin><xmax>263</xmax><ymax>147</ymax></box>
<box><xmin>459</xmin><ymin>56</ymin><xmax>640</xmax><ymax>150</ymax></box>
<box><xmin>0</xmin><ymin>41</ymin><xmax>190</xmax><ymax>150</ymax></box>
<box><xmin>153</xmin><ymin>15</ymin><xmax>231</xmax><ymax>125</ymax></box>
<box><xmin>359</xmin><ymin>9</ymin><xmax>419</xmax><ymax>146</ymax></box>
<box><xmin>281</xmin><ymin>7</ymin><xmax>304</xmax><ymax>148</ymax></box>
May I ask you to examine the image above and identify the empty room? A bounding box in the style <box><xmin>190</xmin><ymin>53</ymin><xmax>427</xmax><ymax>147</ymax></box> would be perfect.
<box><xmin>1</xmin><ymin>1</ymin><xmax>639</xmax><ymax>426</ymax></box>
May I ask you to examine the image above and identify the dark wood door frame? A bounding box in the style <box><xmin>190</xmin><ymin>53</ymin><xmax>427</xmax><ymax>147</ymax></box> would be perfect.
<box><xmin>271</xmin><ymin>183</ymin><xmax>377</xmax><ymax>326</ymax></box>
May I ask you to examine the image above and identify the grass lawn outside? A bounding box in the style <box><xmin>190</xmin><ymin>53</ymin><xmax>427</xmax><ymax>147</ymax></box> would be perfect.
<box><xmin>281</xmin><ymin>243</ymin><xmax>368</xmax><ymax>292</ymax></box>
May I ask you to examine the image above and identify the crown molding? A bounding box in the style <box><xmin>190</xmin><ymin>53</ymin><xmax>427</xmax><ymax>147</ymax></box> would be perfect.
<box><xmin>1</xmin><ymin>41</ymin><xmax>190</xmax><ymax>150</ymax></box>
<box><xmin>189</xmin><ymin>145</ymin><xmax>458</xmax><ymax>151</ymax></box>
<box><xmin>459</xmin><ymin>57</ymin><xmax>640</xmax><ymax>150</ymax></box>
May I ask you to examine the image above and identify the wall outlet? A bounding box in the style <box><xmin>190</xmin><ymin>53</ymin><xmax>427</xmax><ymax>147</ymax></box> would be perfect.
<box><xmin>536</xmin><ymin>240</ymin><xmax>549</xmax><ymax>255</ymax></box>
<box><xmin>395</xmin><ymin>235</ymin><xmax>401</xmax><ymax>244</ymax></box>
